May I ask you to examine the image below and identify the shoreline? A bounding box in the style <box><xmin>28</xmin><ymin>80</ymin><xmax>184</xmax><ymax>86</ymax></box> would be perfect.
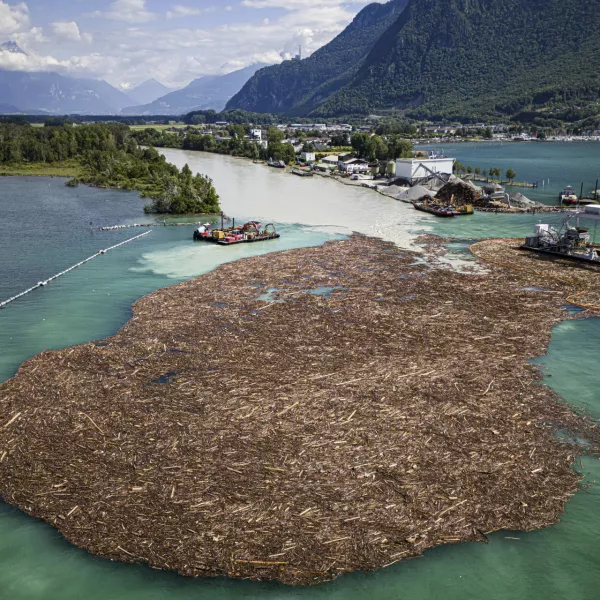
<box><xmin>0</xmin><ymin>161</ymin><xmax>81</xmax><ymax>178</ymax></box>
<box><xmin>166</xmin><ymin>149</ymin><xmax>566</xmax><ymax>215</ymax></box>
<box><xmin>0</xmin><ymin>235</ymin><xmax>598</xmax><ymax>586</ymax></box>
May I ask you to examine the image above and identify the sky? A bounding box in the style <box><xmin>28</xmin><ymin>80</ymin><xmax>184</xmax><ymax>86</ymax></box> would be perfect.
<box><xmin>0</xmin><ymin>0</ymin><xmax>378</xmax><ymax>89</ymax></box>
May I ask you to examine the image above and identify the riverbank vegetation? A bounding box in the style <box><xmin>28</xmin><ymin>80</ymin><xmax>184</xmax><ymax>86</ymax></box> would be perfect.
<box><xmin>0</xmin><ymin>122</ymin><xmax>220</xmax><ymax>214</ymax></box>
<box><xmin>0</xmin><ymin>159</ymin><xmax>82</xmax><ymax>177</ymax></box>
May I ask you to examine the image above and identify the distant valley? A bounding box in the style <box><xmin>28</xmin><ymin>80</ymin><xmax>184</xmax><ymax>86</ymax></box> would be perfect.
<box><xmin>121</xmin><ymin>64</ymin><xmax>270</xmax><ymax>116</ymax></box>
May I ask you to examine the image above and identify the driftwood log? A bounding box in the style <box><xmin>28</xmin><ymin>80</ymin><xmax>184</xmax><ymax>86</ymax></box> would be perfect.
<box><xmin>0</xmin><ymin>235</ymin><xmax>598</xmax><ymax>585</ymax></box>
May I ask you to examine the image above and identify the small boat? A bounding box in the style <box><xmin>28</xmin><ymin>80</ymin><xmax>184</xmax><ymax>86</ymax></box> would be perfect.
<box><xmin>268</xmin><ymin>158</ymin><xmax>286</xmax><ymax>169</ymax></box>
<box><xmin>559</xmin><ymin>186</ymin><xmax>579</xmax><ymax>205</ymax></box>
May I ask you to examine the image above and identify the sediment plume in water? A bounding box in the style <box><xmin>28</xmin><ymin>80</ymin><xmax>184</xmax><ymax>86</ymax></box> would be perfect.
<box><xmin>0</xmin><ymin>235</ymin><xmax>598</xmax><ymax>585</ymax></box>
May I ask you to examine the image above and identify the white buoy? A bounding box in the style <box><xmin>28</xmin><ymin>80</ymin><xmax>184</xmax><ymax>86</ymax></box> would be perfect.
<box><xmin>0</xmin><ymin>230</ymin><xmax>152</xmax><ymax>309</ymax></box>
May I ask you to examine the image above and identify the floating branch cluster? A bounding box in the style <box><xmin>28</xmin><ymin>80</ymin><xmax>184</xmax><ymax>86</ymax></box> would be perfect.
<box><xmin>0</xmin><ymin>236</ymin><xmax>598</xmax><ymax>585</ymax></box>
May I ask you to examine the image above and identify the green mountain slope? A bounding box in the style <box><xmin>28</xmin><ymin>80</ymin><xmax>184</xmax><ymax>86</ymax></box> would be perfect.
<box><xmin>316</xmin><ymin>0</ymin><xmax>600</xmax><ymax>120</ymax></box>
<box><xmin>226</xmin><ymin>0</ymin><xmax>410</xmax><ymax>115</ymax></box>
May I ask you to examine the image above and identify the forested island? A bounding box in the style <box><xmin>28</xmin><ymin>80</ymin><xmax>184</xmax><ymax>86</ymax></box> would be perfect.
<box><xmin>0</xmin><ymin>122</ymin><xmax>220</xmax><ymax>214</ymax></box>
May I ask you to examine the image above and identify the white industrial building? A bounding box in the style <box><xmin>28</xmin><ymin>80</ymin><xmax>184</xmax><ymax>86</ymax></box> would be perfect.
<box><xmin>395</xmin><ymin>157</ymin><xmax>455</xmax><ymax>184</ymax></box>
<box><xmin>339</xmin><ymin>158</ymin><xmax>369</xmax><ymax>174</ymax></box>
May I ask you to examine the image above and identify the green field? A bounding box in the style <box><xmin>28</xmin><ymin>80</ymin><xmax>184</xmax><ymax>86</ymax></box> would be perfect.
<box><xmin>0</xmin><ymin>160</ymin><xmax>82</xmax><ymax>177</ymax></box>
<box><xmin>129</xmin><ymin>123</ymin><xmax>187</xmax><ymax>131</ymax></box>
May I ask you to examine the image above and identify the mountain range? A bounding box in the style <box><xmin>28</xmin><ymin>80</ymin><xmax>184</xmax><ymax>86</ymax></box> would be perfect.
<box><xmin>127</xmin><ymin>79</ymin><xmax>173</xmax><ymax>106</ymax></box>
<box><xmin>228</xmin><ymin>0</ymin><xmax>600</xmax><ymax>122</ymax></box>
<box><xmin>0</xmin><ymin>41</ymin><xmax>135</xmax><ymax>114</ymax></box>
<box><xmin>0</xmin><ymin>42</ymin><xmax>266</xmax><ymax>116</ymax></box>
<box><xmin>121</xmin><ymin>64</ymin><xmax>269</xmax><ymax>116</ymax></box>
<box><xmin>227</xmin><ymin>0</ymin><xmax>409</xmax><ymax>116</ymax></box>
<box><xmin>0</xmin><ymin>69</ymin><xmax>136</xmax><ymax>114</ymax></box>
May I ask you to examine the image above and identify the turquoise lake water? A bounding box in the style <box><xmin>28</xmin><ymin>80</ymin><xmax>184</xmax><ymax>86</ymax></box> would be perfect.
<box><xmin>1</xmin><ymin>146</ymin><xmax>599</xmax><ymax>599</ymax></box>
<box><xmin>421</xmin><ymin>140</ymin><xmax>600</xmax><ymax>205</ymax></box>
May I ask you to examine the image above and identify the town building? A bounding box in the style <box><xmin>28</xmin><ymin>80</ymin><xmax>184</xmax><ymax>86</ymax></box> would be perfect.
<box><xmin>301</xmin><ymin>152</ymin><xmax>316</xmax><ymax>163</ymax></box>
<box><xmin>339</xmin><ymin>158</ymin><xmax>370</xmax><ymax>174</ymax></box>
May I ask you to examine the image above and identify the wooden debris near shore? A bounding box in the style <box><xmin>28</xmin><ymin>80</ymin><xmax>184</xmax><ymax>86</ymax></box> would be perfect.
<box><xmin>0</xmin><ymin>235</ymin><xmax>598</xmax><ymax>585</ymax></box>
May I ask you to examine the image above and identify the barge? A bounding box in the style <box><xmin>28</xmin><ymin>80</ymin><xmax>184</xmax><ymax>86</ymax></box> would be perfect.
<box><xmin>292</xmin><ymin>168</ymin><xmax>314</xmax><ymax>177</ymax></box>
<box><xmin>521</xmin><ymin>207</ymin><xmax>600</xmax><ymax>264</ymax></box>
<box><xmin>194</xmin><ymin>221</ymin><xmax>280</xmax><ymax>245</ymax></box>
<box><xmin>413</xmin><ymin>200</ymin><xmax>474</xmax><ymax>218</ymax></box>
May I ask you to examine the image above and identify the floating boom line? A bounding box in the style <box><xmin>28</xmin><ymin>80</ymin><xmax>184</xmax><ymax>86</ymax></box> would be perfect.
<box><xmin>0</xmin><ymin>231</ymin><xmax>152</xmax><ymax>310</ymax></box>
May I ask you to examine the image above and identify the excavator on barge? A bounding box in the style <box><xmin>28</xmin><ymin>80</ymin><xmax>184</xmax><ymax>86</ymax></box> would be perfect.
<box><xmin>521</xmin><ymin>206</ymin><xmax>600</xmax><ymax>264</ymax></box>
<box><xmin>194</xmin><ymin>220</ymin><xmax>280</xmax><ymax>245</ymax></box>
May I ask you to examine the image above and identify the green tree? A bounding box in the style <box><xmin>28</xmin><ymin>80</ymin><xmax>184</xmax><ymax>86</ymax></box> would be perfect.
<box><xmin>387</xmin><ymin>136</ymin><xmax>413</xmax><ymax>159</ymax></box>
<box><xmin>506</xmin><ymin>168</ymin><xmax>516</xmax><ymax>182</ymax></box>
<box><xmin>372</xmin><ymin>135</ymin><xmax>389</xmax><ymax>161</ymax></box>
<box><xmin>267</xmin><ymin>126</ymin><xmax>285</xmax><ymax>143</ymax></box>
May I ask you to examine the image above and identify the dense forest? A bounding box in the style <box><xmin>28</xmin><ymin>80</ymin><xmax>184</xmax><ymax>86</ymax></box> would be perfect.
<box><xmin>0</xmin><ymin>122</ymin><xmax>220</xmax><ymax>214</ymax></box>
<box><xmin>228</xmin><ymin>0</ymin><xmax>600</xmax><ymax>124</ymax></box>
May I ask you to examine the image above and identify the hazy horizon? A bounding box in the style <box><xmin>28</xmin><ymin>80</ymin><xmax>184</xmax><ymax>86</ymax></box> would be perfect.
<box><xmin>0</xmin><ymin>0</ymin><xmax>379</xmax><ymax>89</ymax></box>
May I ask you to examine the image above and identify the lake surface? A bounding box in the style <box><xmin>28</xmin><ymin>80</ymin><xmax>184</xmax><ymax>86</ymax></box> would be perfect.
<box><xmin>421</xmin><ymin>141</ymin><xmax>600</xmax><ymax>205</ymax></box>
<box><xmin>1</xmin><ymin>149</ymin><xmax>599</xmax><ymax>599</ymax></box>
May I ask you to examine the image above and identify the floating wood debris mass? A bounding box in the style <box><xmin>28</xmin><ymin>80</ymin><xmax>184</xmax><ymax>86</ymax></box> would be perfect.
<box><xmin>0</xmin><ymin>235</ymin><xmax>598</xmax><ymax>585</ymax></box>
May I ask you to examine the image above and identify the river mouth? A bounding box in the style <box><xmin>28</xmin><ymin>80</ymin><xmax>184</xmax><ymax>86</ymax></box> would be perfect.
<box><xmin>1</xmin><ymin>154</ymin><xmax>600</xmax><ymax>598</ymax></box>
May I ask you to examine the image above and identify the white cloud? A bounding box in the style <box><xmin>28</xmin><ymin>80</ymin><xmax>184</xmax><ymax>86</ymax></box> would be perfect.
<box><xmin>50</xmin><ymin>21</ymin><xmax>84</xmax><ymax>43</ymax></box>
<box><xmin>166</xmin><ymin>5</ymin><xmax>201</xmax><ymax>20</ymax></box>
<box><xmin>241</xmin><ymin>0</ymin><xmax>367</xmax><ymax>8</ymax></box>
<box><xmin>0</xmin><ymin>1</ymin><xmax>30</xmax><ymax>35</ymax></box>
<box><xmin>93</xmin><ymin>0</ymin><xmax>157</xmax><ymax>24</ymax></box>
<box><xmin>0</xmin><ymin>48</ymin><xmax>69</xmax><ymax>72</ymax></box>
<box><xmin>0</xmin><ymin>0</ymin><xmax>372</xmax><ymax>90</ymax></box>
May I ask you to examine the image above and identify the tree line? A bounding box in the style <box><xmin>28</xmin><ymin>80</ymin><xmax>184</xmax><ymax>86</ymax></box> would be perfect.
<box><xmin>453</xmin><ymin>162</ymin><xmax>516</xmax><ymax>182</ymax></box>
<box><xmin>351</xmin><ymin>133</ymin><xmax>414</xmax><ymax>161</ymax></box>
<box><xmin>133</xmin><ymin>125</ymin><xmax>299</xmax><ymax>164</ymax></box>
<box><xmin>0</xmin><ymin>122</ymin><xmax>220</xmax><ymax>214</ymax></box>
